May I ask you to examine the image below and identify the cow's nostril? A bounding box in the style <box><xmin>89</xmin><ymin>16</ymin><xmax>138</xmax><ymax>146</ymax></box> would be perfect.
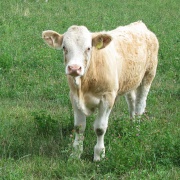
<box><xmin>68</xmin><ymin>65</ymin><xmax>81</xmax><ymax>70</ymax></box>
<box><xmin>68</xmin><ymin>66</ymin><xmax>72</xmax><ymax>70</ymax></box>
<box><xmin>68</xmin><ymin>64</ymin><xmax>82</xmax><ymax>76</ymax></box>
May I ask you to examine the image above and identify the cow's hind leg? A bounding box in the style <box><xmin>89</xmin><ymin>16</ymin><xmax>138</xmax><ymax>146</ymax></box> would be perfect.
<box><xmin>135</xmin><ymin>72</ymin><xmax>155</xmax><ymax>115</ymax></box>
<box><xmin>125</xmin><ymin>90</ymin><xmax>136</xmax><ymax>118</ymax></box>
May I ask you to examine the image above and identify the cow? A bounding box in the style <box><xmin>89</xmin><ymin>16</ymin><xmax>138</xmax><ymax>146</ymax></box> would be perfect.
<box><xmin>42</xmin><ymin>21</ymin><xmax>159</xmax><ymax>161</ymax></box>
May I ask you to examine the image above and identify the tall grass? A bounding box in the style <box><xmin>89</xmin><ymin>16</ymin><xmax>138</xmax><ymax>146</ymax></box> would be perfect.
<box><xmin>0</xmin><ymin>0</ymin><xmax>179</xmax><ymax>179</ymax></box>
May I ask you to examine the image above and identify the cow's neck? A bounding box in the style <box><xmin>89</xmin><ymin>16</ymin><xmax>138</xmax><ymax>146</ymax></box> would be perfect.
<box><xmin>68</xmin><ymin>75</ymin><xmax>92</xmax><ymax>115</ymax></box>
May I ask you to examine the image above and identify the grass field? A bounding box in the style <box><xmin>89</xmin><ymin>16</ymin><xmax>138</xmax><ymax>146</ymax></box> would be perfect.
<box><xmin>0</xmin><ymin>0</ymin><xmax>179</xmax><ymax>179</ymax></box>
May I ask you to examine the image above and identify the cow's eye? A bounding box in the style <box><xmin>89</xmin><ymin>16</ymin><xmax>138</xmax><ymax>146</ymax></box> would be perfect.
<box><xmin>63</xmin><ymin>46</ymin><xmax>68</xmax><ymax>54</ymax></box>
<box><xmin>87</xmin><ymin>47</ymin><xmax>91</xmax><ymax>51</ymax></box>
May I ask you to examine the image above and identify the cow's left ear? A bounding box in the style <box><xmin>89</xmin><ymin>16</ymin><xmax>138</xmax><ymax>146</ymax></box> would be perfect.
<box><xmin>92</xmin><ymin>34</ymin><xmax>112</xmax><ymax>49</ymax></box>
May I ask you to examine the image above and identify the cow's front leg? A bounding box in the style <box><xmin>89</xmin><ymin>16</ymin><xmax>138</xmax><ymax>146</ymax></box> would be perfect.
<box><xmin>71</xmin><ymin>100</ymin><xmax>86</xmax><ymax>159</ymax></box>
<box><xmin>93</xmin><ymin>95</ymin><xmax>115</xmax><ymax>161</ymax></box>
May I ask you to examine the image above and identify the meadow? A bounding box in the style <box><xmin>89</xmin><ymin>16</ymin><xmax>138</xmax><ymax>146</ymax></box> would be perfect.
<box><xmin>0</xmin><ymin>0</ymin><xmax>179</xmax><ymax>179</ymax></box>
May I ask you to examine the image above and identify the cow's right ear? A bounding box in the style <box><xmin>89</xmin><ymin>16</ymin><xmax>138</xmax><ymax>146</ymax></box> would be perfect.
<box><xmin>42</xmin><ymin>30</ymin><xmax>63</xmax><ymax>50</ymax></box>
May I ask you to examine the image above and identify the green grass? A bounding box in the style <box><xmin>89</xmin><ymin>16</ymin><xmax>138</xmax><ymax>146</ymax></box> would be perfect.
<box><xmin>0</xmin><ymin>0</ymin><xmax>179</xmax><ymax>179</ymax></box>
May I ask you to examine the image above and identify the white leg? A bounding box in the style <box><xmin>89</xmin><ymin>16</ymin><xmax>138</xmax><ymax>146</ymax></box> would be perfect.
<box><xmin>125</xmin><ymin>91</ymin><xmax>136</xmax><ymax>118</ymax></box>
<box><xmin>71</xmin><ymin>97</ymin><xmax>86</xmax><ymax>159</ymax></box>
<box><xmin>93</xmin><ymin>93</ymin><xmax>115</xmax><ymax>161</ymax></box>
<box><xmin>135</xmin><ymin>84</ymin><xmax>151</xmax><ymax>115</ymax></box>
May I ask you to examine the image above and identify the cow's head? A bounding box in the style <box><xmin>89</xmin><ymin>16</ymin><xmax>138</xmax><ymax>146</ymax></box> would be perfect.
<box><xmin>42</xmin><ymin>26</ymin><xmax>112</xmax><ymax>77</ymax></box>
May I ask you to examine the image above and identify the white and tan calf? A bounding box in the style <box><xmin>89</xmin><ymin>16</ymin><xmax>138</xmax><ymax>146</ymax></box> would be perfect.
<box><xmin>42</xmin><ymin>21</ymin><xmax>159</xmax><ymax>161</ymax></box>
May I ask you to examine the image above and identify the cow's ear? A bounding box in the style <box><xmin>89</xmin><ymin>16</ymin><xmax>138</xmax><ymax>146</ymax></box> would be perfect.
<box><xmin>92</xmin><ymin>34</ymin><xmax>112</xmax><ymax>49</ymax></box>
<box><xmin>42</xmin><ymin>30</ymin><xmax>63</xmax><ymax>50</ymax></box>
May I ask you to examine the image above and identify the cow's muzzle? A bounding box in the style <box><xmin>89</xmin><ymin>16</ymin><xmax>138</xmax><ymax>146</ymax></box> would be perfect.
<box><xmin>67</xmin><ymin>64</ymin><xmax>82</xmax><ymax>76</ymax></box>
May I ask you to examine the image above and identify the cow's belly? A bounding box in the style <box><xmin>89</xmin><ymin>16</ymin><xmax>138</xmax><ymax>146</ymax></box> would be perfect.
<box><xmin>119</xmin><ymin>77</ymin><xmax>142</xmax><ymax>95</ymax></box>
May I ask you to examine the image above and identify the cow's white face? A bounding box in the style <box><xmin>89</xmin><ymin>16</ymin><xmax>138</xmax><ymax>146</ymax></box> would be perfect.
<box><xmin>62</xmin><ymin>26</ymin><xmax>92</xmax><ymax>76</ymax></box>
<box><xmin>42</xmin><ymin>26</ymin><xmax>112</xmax><ymax>77</ymax></box>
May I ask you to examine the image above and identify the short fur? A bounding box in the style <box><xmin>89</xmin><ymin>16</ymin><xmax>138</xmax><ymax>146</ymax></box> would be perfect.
<box><xmin>42</xmin><ymin>21</ymin><xmax>159</xmax><ymax>161</ymax></box>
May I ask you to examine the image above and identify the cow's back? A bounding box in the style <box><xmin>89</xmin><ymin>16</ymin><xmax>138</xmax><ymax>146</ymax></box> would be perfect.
<box><xmin>110</xmin><ymin>21</ymin><xmax>159</xmax><ymax>94</ymax></box>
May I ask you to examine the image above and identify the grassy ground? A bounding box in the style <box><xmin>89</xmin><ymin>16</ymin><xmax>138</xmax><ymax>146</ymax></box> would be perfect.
<box><xmin>0</xmin><ymin>0</ymin><xmax>179</xmax><ymax>179</ymax></box>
